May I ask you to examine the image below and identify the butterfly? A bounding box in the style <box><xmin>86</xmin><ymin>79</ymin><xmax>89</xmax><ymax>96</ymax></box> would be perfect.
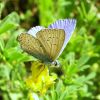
<box><xmin>17</xmin><ymin>19</ymin><xmax>76</xmax><ymax>65</ymax></box>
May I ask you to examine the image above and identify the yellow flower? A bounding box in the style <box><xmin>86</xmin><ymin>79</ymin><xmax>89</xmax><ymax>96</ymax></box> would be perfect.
<box><xmin>26</xmin><ymin>61</ymin><xmax>57</xmax><ymax>95</ymax></box>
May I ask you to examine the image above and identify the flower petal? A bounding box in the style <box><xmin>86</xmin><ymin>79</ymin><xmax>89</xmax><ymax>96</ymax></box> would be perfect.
<box><xmin>25</xmin><ymin>61</ymin><xmax>57</xmax><ymax>95</ymax></box>
<box><xmin>48</xmin><ymin>19</ymin><xmax>76</xmax><ymax>58</ymax></box>
<box><xmin>27</xmin><ymin>26</ymin><xmax>45</xmax><ymax>37</ymax></box>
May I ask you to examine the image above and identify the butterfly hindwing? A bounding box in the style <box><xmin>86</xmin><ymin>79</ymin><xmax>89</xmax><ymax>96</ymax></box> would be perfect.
<box><xmin>17</xmin><ymin>33</ymin><xmax>52</xmax><ymax>62</ymax></box>
<box><xmin>36</xmin><ymin>29</ymin><xmax>65</xmax><ymax>61</ymax></box>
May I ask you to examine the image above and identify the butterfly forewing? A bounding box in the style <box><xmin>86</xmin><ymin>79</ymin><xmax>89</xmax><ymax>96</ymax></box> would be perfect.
<box><xmin>36</xmin><ymin>29</ymin><xmax>65</xmax><ymax>61</ymax></box>
<box><xmin>17</xmin><ymin>33</ymin><xmax>52</xmax><ymax>62</ymax></box>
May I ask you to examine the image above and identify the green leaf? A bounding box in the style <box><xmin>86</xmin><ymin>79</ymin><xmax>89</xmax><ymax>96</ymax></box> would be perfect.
<box><xmin>77</xmin><ymin>55</ymin><xmax>90</xmax><ymax>67</ymax></box>
<box><xmin>0</xmin><ymin>12</ymin><xmax>20</xmax><ymax>34</ymax></box>
<box><xmin>66</xmin><ymin>64</ymin><xmax>78</xmax><ymax>77</ymax></box>
<box><xmin>0</xmin><ymin>38</ymin><xmax>5</xmax><ymax>51</ymax></box>
<box><xmin>0</xmin><ymin>64</ymin><xmax>11</xmax><ymax>80</ymax></box>
<box><xmin>0</xmin><ymin>1</ymin><xmax>5</xmax><ymax>17</ymax></box>
<box><xmin>86</xmin><ymin>72</ymin><xmax>96</xmax><ymax>80</ymax></box>
<box><xmin>5</xmin><ymin>29</ymin><xmax>25</xmax><ymax>48</ymax></box>
<box><xmin>4</xmin><ymin>47</ymin><xmax>33</xmax><ymax>63</ymax></box>
<box><xmin>79</xmin><ymin>65</ymin><xmax>90</xmax><ymax>71</ymax></box>
<box><xmin>59</xmin><ymin>89</ymin><xmax>67</xmax><ymax>100</ymax></box>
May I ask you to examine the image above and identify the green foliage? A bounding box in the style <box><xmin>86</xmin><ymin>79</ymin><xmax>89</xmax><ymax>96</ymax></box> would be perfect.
<box><xmin>0</xmin><ymin>0</ymin><xmax>100</xmax><ymax>100</ymax></box>
<box><xmin>0</xmin><ymin>12</ymin><xmax>19</xmax><ymax>34</ymax></box>
<box><xmin>0</xmin><ymin>11</ymin><xmax>33</xmax><ymax>100</ymax></box>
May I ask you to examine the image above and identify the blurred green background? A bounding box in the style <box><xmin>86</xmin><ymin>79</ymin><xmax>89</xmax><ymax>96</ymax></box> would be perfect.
<box><xmin>0</xmin><ymin>0</ymin><xmax>100</xmax><ymax>100</ymax></box>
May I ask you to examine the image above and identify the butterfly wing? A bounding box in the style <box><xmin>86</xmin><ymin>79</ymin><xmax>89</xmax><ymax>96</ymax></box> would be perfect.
<box><xmin>48</xmin><ymin>19</ymin><xmax>76</xmax><ymax>58</ymax></box>
<box><xmin>17</xmin><ymin>33</ymin><xmax>52</xmax><ymax>62</ymax></box>
<box><xmin>36</xmin><ymin>29</ymin><xmax>65</xmax><ymax>61</ymax></box>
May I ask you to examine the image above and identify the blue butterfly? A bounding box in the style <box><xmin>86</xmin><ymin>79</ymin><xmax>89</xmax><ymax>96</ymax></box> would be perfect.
<box><xmin>18</xmin><ymin>19</ymin><xmax>76</xmax><ymax>65</ymax></box>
